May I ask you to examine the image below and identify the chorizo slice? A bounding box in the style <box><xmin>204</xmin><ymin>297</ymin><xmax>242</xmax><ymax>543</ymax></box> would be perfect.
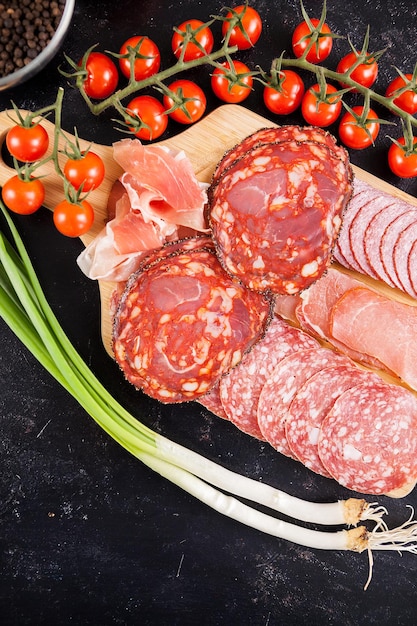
<box><xmin>113</xmin><ymin>243</ymin><xmax>272</xmax><ymax>403</ymax></box>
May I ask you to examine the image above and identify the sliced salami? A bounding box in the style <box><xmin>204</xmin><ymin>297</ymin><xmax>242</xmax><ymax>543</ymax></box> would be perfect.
<box><xmin>285</xmin><ymin>364</ymin><xmax>381</xmax><ymax>477</ymax></box>
<box><xmin>318</xmin><ymin>381</ymin><xmax>417</xmax><ymax>495</ymax></box>
<box><xmin>392</xmin><ymin>220</ymin><xmax>417</xmax><ymax>296</ymax></box>
<box><xmin>219</xmin><ymin>317</ymin><xmax>319</xmax><ymax>439</ymax></box>
<box><xmin>408</xmin><ymin>239</ymin><xmax>417</xmax><ymax>298</ymax></box>
<box><xmin>363</xmin><ymin>204</ymin><xmax>401</xmax><ymax>287</ymax></box>
<box><xmin>197</xmin><ymin>382</ymin><xmax>228</xmax><ymax>420</ymax></box>
<box><xmin>257</xmin><ymin>347</ymin><xmax>349</xmax><ymax>458</ymax></box>
<box><xmin>380</xmin><ymin>210</ymin><xmax>417</xmax><ymax>289</ymax></box>
<box><xmin>113</xmin><ymin>244</ymin><xmax>272</xmax><ymax>403</ymax></box>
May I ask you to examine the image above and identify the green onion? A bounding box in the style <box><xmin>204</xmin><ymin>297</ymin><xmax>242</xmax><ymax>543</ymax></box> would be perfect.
<box><xmin>1</xmin><ymin>199</ymin><xmax>417</xmax><ymax>590</ymax></box>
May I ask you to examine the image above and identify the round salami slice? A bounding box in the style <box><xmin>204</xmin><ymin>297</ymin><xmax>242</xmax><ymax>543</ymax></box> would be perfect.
<box><xmin>197</xmin><ymin>382</ymin><xmax>228</xmax><ymax>420</ymax></box>
<box><xmin>113</xmin><ymin>245</ymin><xmax>272</xmax><ymax>403</ymax></box>
<box><xmin>393</xmin><ymin>220</ymin><xmax>417</xmax><ymax>297</ymax></box>
<box><xmin>318</xmin><ymin>381</ymin><xmax>417</xmax><ymax>494</ymax></box>
<box><xmin>209</xmin><ymin>139</ymin><xmax>352</xmax><ymax>294</ymax></box>
<box><xmin>380</xmin><ymin>210</ymin><xmax>417</xmax><ymax>289</ymax></box>
<box><xmin>363</xmin><ymin>203</ymin><xmax>400</xmax><ymax>287</ymax></box>
<box><xmin>219</xmin><ymin>317</ymin><xmax>319</xmax><ymax>439</ymax></box>
<box><xmin>257</xmin><ymin>347</ymin><xmax>349</xmax><ymax>458</ymax></box>
<box><xmin>285</xmin><ymin>364</ymin><xmax>381</xmax><ymax>477</ymax></box>
<box><xmin>333</xmin><ymin>179</ymin><xmax>371</xmax><ymax>273</ymax></box>
<box><xmin>408</xmin><ymin>239</ymin><xmax>417</xmax><ymax>298</ymax></box>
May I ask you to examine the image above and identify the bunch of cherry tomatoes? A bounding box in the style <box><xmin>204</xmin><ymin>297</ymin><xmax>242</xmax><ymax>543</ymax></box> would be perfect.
<box><xmin>3</xmin><ymin>2</ymin><xmax>417</xmax><ymax>237</ymax></box>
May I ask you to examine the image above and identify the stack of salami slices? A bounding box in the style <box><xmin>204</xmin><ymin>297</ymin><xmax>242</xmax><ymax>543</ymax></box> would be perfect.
<box><xmin>199</xmin><ymin>315</ymin><xmax>417</xmax><ymax>496</ymax></box>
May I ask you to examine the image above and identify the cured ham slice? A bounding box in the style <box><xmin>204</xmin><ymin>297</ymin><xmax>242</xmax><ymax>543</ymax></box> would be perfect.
<box><xmin>330</xmin><ymin>286</ymin><xmax>417</xmax><ymax>391</ymax></box>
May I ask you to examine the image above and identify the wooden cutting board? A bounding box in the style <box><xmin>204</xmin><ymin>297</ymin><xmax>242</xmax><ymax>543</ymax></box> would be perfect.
<box><xmin>1</xmin><ymin>104</ymin><xmax>416</xmax><ymax>498</ymax></box>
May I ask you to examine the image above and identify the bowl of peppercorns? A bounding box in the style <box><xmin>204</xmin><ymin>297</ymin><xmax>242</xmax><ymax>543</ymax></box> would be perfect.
<box><xmin>0</xmin><ymin>0</ymin><xmax>75</xmax><ymax>91</ymax></box>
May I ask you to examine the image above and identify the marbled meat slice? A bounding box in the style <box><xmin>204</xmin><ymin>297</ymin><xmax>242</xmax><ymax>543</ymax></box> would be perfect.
<box><xmin>219</xmin><ymin>317</ymin><xmax>319</xmax><ymax>439</ymax></box>
<box><xmin>257</xmin><ymin>347</ymin><xmax>350</xmax><ymax>458</ymax></box>
<box><xmin>113</xmin><ymin>244</ymin><xmax>272</xmax><ymax>403</ymax></box>
<box><xmin>318</xmin><ymin>381</ymin><xmax>417</xmax><ymax>494</ymax></box>
<box><xmin>330</xmin><ymin>286</ymin><xmax>417</xmax><ymax>390</ymax></box>
<box><xmin>285</xmin><ymin>364</ymin><xmax>381</xmax><ymax>477</ymax></box>
<box><xmin>209</xmin><ymin>139</ymin><xmax>352</xmax><ymax>294</ymax></box>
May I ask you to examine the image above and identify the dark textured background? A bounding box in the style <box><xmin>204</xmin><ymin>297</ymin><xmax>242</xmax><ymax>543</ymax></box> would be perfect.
<box><xmin>1</xmin><ymin>1</ymin><xmax>417</xmax><ymax>624</ymax></box>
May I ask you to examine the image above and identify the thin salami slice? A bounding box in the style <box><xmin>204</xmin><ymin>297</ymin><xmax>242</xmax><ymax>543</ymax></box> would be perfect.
<box><xmin>257</xmin><ymin>347</ymin><xmax>349</xmax><ymax>458</ymax></box>
<box><xmin>285</xmin><ymin>364</ymin><xmax>381</xmax><ymax>477</ymax></box>
<box><xmin>333</xmin><ymin>179</ymin><xmax>371</xmax><ymax>273</ymax></box>
<box><xmin>219</xmin><ymin>317</ymin><xmax>319</xmax><ymax>439</ymax></box>
<box><xmin>209</xmin><ymin>139</ymin><xmax>352</xmax><ymax>294</ymax></box>
<box><xmin>408</xmin><ymin>239</ymin><xmax>417</xmax><ymax>298</ymax></box>
<box><xmin>392</xmin><ymin>220</ymin><xmax>417</xmax><ymax>296</ymax></box>
<box><xmin>113</xmin><ymin>244</ymin><xmax>272</xmax><ymax>403</ymax></box>
<box><xmin>318</xmin><ymin>381</ymin><xmax>417</xmax><ymax>495</ymax></box>
<box><xmin>197</xmin><ymin>382</ymin><xmax>228</xmax><ymax>419</ymax></box>
<box><xmin>380</xmin><ymin>210</ymin><xmax>417</xmax><ymax>289</ymax></box>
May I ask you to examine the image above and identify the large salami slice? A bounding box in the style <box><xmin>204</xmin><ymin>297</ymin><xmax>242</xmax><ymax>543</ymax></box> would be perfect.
<box><xmin>379</xmin><ymin>210</ymin><xmax>417</xmax><ymax>289</ymax></box>
<box><xmin>219</xmin><ymin>317</ymin><xmax>319</xmax><ymax>439</ymax></box>
<box><xmin>257</xmin><ymin>347</ymin><xmax>350</xmax><ymax>458</ymax></box>
<box><xmin>317</xmin><ymin>381</ymin><xmax>417</xmax><ymax>494</ymax></box>
<box><xmin>285</xmin><ymin>364</ymin><xmax>381</xmax><ymax>477</ymax></box>
<box><xmin>394</xmin><ymin>221</ymin><xmax>417</xmax><ymax>296</ymax></box>
<box><xmin>209</xmin><ymin>139</ymin><xmax>352</xmax><ymax>294</ymax></box>
<box><xmin>113</xmin><ymin>242</ymin><xmax>272</xmax><ymax>403</ymax></box>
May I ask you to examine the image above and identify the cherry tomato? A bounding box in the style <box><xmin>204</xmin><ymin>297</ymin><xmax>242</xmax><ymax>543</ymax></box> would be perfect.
<box><xmin>211</xmin><ymin>60</ymin><xmax>253</xmax><ymax>103</ymax></box>
<box><xmin>64</xmin><ymin>151</ymin><xmax>105</xmax><ymax>192</ymax></box>
<box><xmin>6</xmin><ymin>123</ymin><xmax>49</xmax><ymax>162</ymax></box>
<box><xmin>385</xmin><ymin>74</ymin><xmax>417</xmax><ymax>115</ymax></box>
<box><xmin>163</xmin><ymin>80</ymin><xmax>206</xmax><ymax>124</ymax></box>
<box><xmin>119</xmin><ymin>36</ymin><xmax>161</xmax><ymax>81</ymax></box>
<box><xmin>292</xmin><ymin>18</ymin><xmax>333</xmax><ymax>64</ymax></box>
<box><xmin>301</xmin><ymin>83</ymin><xmax>342</xmax><ymax>127</ymax></box>
<box><xmin>388</xmin><ymin>137</ymin><xmax>417</xmax><ymax>178</ymax></box>
<box><xmin>172</xmin><ymin>19</ymin><xmax>214</xmax><ymax>61</ymax></box>
<box><xmin>338</xmin><ymin>106</ymin><xmax>380</xmax><ymax>149</ymax></box>
<box><xmin>126</xmin><ymin>95</ymin><xmax>168</xmax><ymax>139</ymax></box>
<box><xmin>1</xmin><ymin>176</ymin><xmax>45</xmax><ymax>215</ymax></box>
<box><xmin>221</xmin><ymin>5</ymin><xmax>262</xmax><ymax>50</ymax></box>
<box><xmin>80</xmin><ymin>51</ymin><xmax>119</xmax><ymax>100</ymax></box>
<box><xmin>53</xmin><ymin>199</ymin><xmax>95</xmax><ymax>237</ymax></box>
<box><xmin>263</xmin><ymin>70</ymin><xmax>305</xmax><ymax>115</ymax></box>
<box><xmin>336</xmin><ymin>51</ymin><xmax>378</xmax><ymax>91</ymax></box>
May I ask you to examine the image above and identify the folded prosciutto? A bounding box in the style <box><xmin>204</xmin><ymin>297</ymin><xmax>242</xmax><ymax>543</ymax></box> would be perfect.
<box><xmin>77</xmin><ymin>139</ymin><xmax>208</xmax><ymax>282</ymax></box>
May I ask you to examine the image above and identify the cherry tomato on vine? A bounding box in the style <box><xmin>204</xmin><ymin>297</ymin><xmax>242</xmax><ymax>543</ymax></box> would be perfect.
<box><xmin>172</xmin><ymin>19</ymin><xmax>214</xmax><ymax>61</ymax></box>
<box><xmin>388</xmin><ymin>137</ymin><xmax>417</xmax><ymax>178</ymax></box>
<box><xmin>211</xmin><ymin>60</ymin><xmax>253</xmax><ymax>103</ymax></box>
<box><xmin>338</xmin><ymin>106</ymin><xmax>380</xmax><ymax>150</ymax></box>
<box><xmin>385</xmin><ymin>74</ymin><xmax>417</xmax><ymax>115</ymax></box>
<box><xmin>118</xmin><ymin>36</ymin><xmax>161</xmax><ymax>81</ymax></box>
<box><xmin>163</xmin><ymin>80</ymin><xmax>206</xmax><ymax>125</ymax></box>
<box><xmin>6</xmin><ymin>123</ymin><xmax>49</xmax><ymax>162</ymax></box>
<box><xmin>336</xmin><ymin>51</ymin><xmax>378</xmax><ymax>90</ymax></box>
<box><xmin>263</xmin><ymin>70</ymin><xmax>305</xmax><ymax>115</ymax></box>
<box><xmin>221</xmin><ymin>5</ymin><xmax>262</xmax><ymax>50</ymax></box>
<box><xmin>301</xmin><ymin>83</ymin><xmax>342</xmax><ymax>127</ymax></box>
<box><xmin>126</xmin><ymin>95</ymin><xmax>168</xmax><ymax>139</ymax></box>
<box><xmin>80</xmin><ymin>51</ymin><xmax>119</xmax><ymax>100</ymax></box>
<box><xmin>1</xmin><ymin>175</ymin><xmax>45</xmax><ymax>215</ymax></box>
<box><xmin>292</xmin><ymin>18</ymin><xmax>333</xmax><ymax>64</ymax></box>
<box><xmin>53</xmin><ymin>199</ymin><xmax>95</xmax><ymax>237</ymax></box>
<box><xmin>64</xmin><ymin>151</ymin><xmax>105</xmax><ymax>192</ymax></box>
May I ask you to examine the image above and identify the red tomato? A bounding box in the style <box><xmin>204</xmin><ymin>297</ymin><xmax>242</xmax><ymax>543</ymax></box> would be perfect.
<box><xmin>172</xmin><ymin>19</ymin><xmax>214</xmax><ymax>61</ymax></box>
<box><xmin>163</xmin><ymin>80</ymin><xmax>206</xmax><ymax>124</ymax></box>
<box><xmin>388</xmin><ymin>137</ymin><xmax>417</xmax><ymax>178</ymax></box>
<box><xmin>6</xmin><ymin>123</ymin><xmax>49</xmax><ymax>162</ymax></box>
<box><xmin>385</xmin><ymin>74</ymin><xmax>417</xmax><ymax>115</ymax></box>
<box><xmin>301</xmin><ymin>83</ymin><xmax>342</xmax><ymax>127</ymax></box>
<box><xmin>292</xmin><ymin>18</ymin><xmax>333</xmax><ymax>64</ymax></box>
<box><xmin>126</xmin><ymin>95</ymin><xmax>168</xmax><ymax>139</ymax></box>
<box><xmin>221</xmin><ymin>5</ymin><xmax>262</xmax><ymax>50</ymax></box>
<box><xmin>336</xmin><ymin>51</ymin><xmax>378</xmax><ymax>90</ymax></box>
<box><xmin>119</xmin><ymin>36</ymin><xmax>161</xmax><ymax>81</ymax></box>
<box><xmin>211</xmin><ymin>60</ymin><xmax>253</xmax><ymax>103</ymax></box>
<box><xmin>64</xmin><ymin>151</ymin><xmax>105</xmax><ymax>192</ymax></box>
<box><xmin>53</xmin><ymin>199</ymin><xmax>95</xmax><ymax>237</ymax></box>
<box><xmin>80</xmin><ymin>51</ymin><xmax>119</xmax><ymax>100</ymax></box>
<box><xmin>1</xmin><ymin>175</ymin><xmax>45</xmax><ymax>215</ymax></box>
<box><xmin>338</xmin><ymin>106</ymin><xmax>380</xmax><ymax>149</ymax></box>
<box><xmin>263</xmin><ymin>70</ymin><xmax>305</xmax><ymax>115</ymax></box>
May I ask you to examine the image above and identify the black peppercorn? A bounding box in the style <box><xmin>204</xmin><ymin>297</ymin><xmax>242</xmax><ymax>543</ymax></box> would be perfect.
<box><xmin>0</xmin><ymin>0</ymin><xmax>66</xmax><ymax>77</ymax></box>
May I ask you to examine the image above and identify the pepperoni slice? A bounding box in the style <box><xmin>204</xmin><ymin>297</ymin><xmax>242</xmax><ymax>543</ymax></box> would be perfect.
<box><xmin>285</xmin><ymin>364</ymin><xmax>381</xmax><ymax>477</ymax></box>
<box><xmin>257</xmin><ymin>347</ymin><xmax>349</xmax><ymax>458</ymax></box>
<box><xmin>318</xmin><ymin>381</ymin><xmax>417</xmax><ymax>494</ymax></box>
<box><xmin>113</xmin><ymin>244</ymin><xmax>272</xmax><ymax>403</ymax></box>
<box><xmin>219</xmin><ymin>317</ymin><xmax>319</xmax><ymax>439</ymax></box>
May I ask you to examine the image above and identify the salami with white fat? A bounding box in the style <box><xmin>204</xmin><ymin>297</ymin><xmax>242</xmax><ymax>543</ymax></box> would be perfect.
<box><xmin>318</xmin><ymin>381</ymin><xmax>417</xmax><ymax>494</ymax></box>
